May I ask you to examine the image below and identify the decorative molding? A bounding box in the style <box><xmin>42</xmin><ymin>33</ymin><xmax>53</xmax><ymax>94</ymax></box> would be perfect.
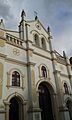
<box><xmin>6</xmin><ymin>41</ymin><xmax>26</xmax><ymax>50</ymax></box>
<box><xmin>30</xmin><ymin>30</ymin><xmax>40</xmax><ymax>35</ymax></box>
<box><xmin>32</xmin><ymin>44</ymin><xmax>50</xmax><ymax>53</ymax></box>
<box><xmin>27</xmin><ymin>62</ymin><xmax>36</xmax><ymax>66</ymax></box>
<box><xmin>13</xmin><ymin>48</ymin><xmax>20</xmax><ymax>56</ymax></box>
<box><xmin>3</xmin><ymin>92</ymin><xmax>27</xmax><ymax>103</ymax></box>
<box><xmin>35</xmin><ymin>23</ymin><xmax>41</xmax><ymax>30</ymax></box>
<box><xmin>6</xmin><ymin>85</ymin><xmax>24</xmax><ymax>89</ymax></box>
<box><xmin>26</xmin><ymin>48</ymin><xmax>34</xmax><ymax>51</ymax></box>
<box><xmin>36</xmin><ymin>79</ymin><xmax>56</xmax><ymax>94</ymax></box>
<box><xmin>0</xmin><ymin>38</ymin><xmax>6</xmax><ymax>47</ymax></box>
<box><xmin>0</xmin><ymin>53</ymin><xmax>7</xmax><ymax>59</ymax></box>
<box><xmin>25</xmin><ymin>39</ymin><xmax>33</xmax><ymax>43</ymax></box>
<box><xmin>40</xmin><ymin>34</ymin><xmax>48</xmax><ymax>42</ymax></box>
<box><xmin>33</xmin><ymin>51</ymin><xmax>51</xmax><ymax>60</ymax></box>
<box><xmin>5</xmin><ymin>57</ymin><xmax>27</xmax><ymax>66</ymax></box>
<box><xmin>60</xmin><ymin>73</ymin><xmax>69</xmax><ymax>78</ymax></box>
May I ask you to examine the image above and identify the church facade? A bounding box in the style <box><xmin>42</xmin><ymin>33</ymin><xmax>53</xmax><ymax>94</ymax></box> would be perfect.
<box><xmin>0</xmin><ymin>10</ymin><xmax>72</xmax><ymax>120</ymax></box>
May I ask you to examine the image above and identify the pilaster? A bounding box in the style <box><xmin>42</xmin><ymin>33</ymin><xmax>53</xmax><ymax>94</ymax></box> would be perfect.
<box><xmin>4</xmin><ymin>102</ymin><xmax>10</xmax><ymax>120</ymax></box>
<box><xmin>48</xmin><ymin>28</ymin><xmax>69</xmax><ymax>120</ymax></box>
<box><xmin>26</xmin><ymin>23</ymin><xmax>41</xmax><ymax>120</ymax></box>
<box><xmin>64</xmin><ymin>54</ymin><xmax>72</xmax><ymax>89</ymax></box>
<box><xmin>0</xmin><ymin>63</ymin><xmax>3</xmax><ymax>98</ymax></box>
<box><xmin>0</xmin><ymin>106</ymin><xmax>5</xmax><ymax>120</ymax></box>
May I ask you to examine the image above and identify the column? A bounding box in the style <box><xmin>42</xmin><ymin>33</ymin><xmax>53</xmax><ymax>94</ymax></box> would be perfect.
<box><xmin>5</xmin><ymin>102</ymin><xmax>10</xmax><ymax>120</ymax></box>
<box><xmin>23</xmin><ymin>102</ymin><xmax>27</xmax><ymax>120</ymax></box>
<box><xmin>22</xmin><ymin>75</ymin><xmax>25</xmax><ymax>89</ymax></box>
<box><xmin>0</xmin><ymin>63</ymin><xmax>3</xmax><ymax>97</ymax></box>
<box><xmin>25</xmin><ymin>23</ymin><xmax>41</xmax><ymax>120</ymax></box>
<box><xmin>7</xmin><ymin>72</ymin><xmax>10</xmax><ymax>89</ymax></box>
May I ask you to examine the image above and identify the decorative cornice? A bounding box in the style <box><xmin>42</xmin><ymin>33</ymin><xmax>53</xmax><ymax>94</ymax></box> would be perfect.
<box><xmin>59</xmin><ymin>106</ymin><xmax>68</xmax><ymax>112</ymax></box>
<box><xmin>33</xmin><ymin>51</ymin><xmax>51</xmax><ymax>60</ymax></box>
<box><xmin>30</xmin><ymin>29</ymin><xmax>40</xmax><ymax>35</ymax></box>
<box><xmin>0</xmin><ymin>110</ymin><xmax>6</xmax><ymax>113</ymax></box>
<box><xmin>60</xmin><ymin>73</ymin><xmax>69</xmax><ymax>78</ymax></box>
<box><xmin>0</xmin><ymin>53</ymin><xmax>7</xmax><ymax>58</ymax></box>
<box><xmin>6</xmin><ymin>41</ymin><xmax>26</xmax><ymax>50</ymax></box>
<box><xmin>5</xmin><ymin>57</ymin><xmax>27</xmax><ymax>66</ymax></box>
<box><xmin>53</xmin><ymin>70</ymin><xmax>61</xmax><ymax>74</ymax></box>
<box><xmin>32</xmin><ymin>44</ymin><xmax>51</xmax><ymax>53</ymax></box>
<box><xmin>0</xmin><ymin>36</ymin><xmax>6</xmax><ymax>41</ymax></box>
<box><xmin>26</xmin><ymin>48</ymin><xmax>34</xmax><ymax>51</ymax></box>
<box><xmin>6</xmin><ymin>85</ymin><xmax>24</xmax><ymax>90</ymax></box>
<box><xmin>57</xmin><ymin>58</ymin><xmax>66</xmax><ymax>65</ymax></box>
<box><xmin>26</xmin><ymin>39</ymin><xmax>33</xmax><ymax>43</ymax></box>
<box><xmin>27</xmin><ymin>62</ymin><xmax>36</xmax><ymax>66</ymax></box>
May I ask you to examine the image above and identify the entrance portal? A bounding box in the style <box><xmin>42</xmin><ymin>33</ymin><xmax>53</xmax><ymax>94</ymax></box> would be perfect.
<box><xmin>38</xmin><ymin>82</ymin><xmax>54</xmax><ymax>120</ymax></box>
<box><xmin>9</xmin><ymin>96</ymin><xmax>22</xmax><ymax>120</ymax></box>
<box><xmin>66</xmin><ymin>100</ymin><xmax>72</xmax><ymax>120</ymax></box>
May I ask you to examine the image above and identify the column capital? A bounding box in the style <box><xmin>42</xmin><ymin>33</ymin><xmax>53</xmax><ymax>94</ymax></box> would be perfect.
<box><xmin>53</xmin><ymin>70</ymin><xmax>61</xmax><ymax>74</ymax></box>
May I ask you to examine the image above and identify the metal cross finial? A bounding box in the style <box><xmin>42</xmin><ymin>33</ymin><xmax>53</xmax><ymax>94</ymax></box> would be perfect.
<box><xmin>47</xmin><ymin>26</ymin><xmax>52</xmax><ymax>40</ymax></box>
<box><xmin>47</xmin><ymin>26</ymin><xmax>50</xmax><ymax>33</ymax></box>
<box><xmin>34</xmin><ymin>11</ymin><xmax>38</xmax><ymax>20</ymax></box>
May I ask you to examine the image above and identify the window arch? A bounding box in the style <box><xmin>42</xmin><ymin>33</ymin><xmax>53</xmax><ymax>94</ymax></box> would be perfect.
<box><xmin>64</xmin><ymin>83</ymin><xmax>69</xmax><ymax>94</ymax></box>
<box><xmin>34</xmin><ymin>34</ymin><xmax>39</xmax><ymax>46</ymax></box>
<box><xmin>41</xmin><ymin>38</ymin><xmax>46</xmax><ymax>50</ymax></box>
<box><xmin>12</xmin><ymin>71</ymin><xmax>20</xmax><ymax>87</ymax></box>
<box><xmin>41</xmin><ymin>66</ymin><xmax>47</xmax><ymax>78</ymax></box>
<box><xmin>69</xmin><ymin>57</ymin><xmax>72</xmax><ymax>65</ymax></box>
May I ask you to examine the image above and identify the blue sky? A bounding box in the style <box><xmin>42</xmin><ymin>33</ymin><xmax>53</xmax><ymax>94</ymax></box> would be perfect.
<box><xmin>0</xmin><ymin>0</ymin><xmax>72</xmax><ymax>57</ymax></box>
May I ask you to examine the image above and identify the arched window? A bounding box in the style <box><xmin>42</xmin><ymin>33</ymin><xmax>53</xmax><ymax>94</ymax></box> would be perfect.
<box><xmin>41</xmin><ymin>38</ymin><xmax>46</xmax><ymax>50</ymax></box>
<box><xmin>64</xmin><ymin>83</ymin><xmax>69</xmax><ymax>94</ymax></box>
<box><xmin>41</xmin><ymin>66</ymin><xmax>47</xmax><ymax>78</ymax></box>
<box><xmin>12</xmin><ymin>71</ymin><xmax>20</xmax><ymax>87</ymax></box>
<box><xmin>69</xmin><ymin>57</ymin><xmax>72</xmax><ymax>65</ymax></box>
<box><xmin>34</xmin><ymin>34</ymin><xmax>39</xmax><ymax>46</ymax></box>
<box><xmin>69</xmin><ymin>57</ymin><xmax>72</xmax><ymax>70</ymax></box>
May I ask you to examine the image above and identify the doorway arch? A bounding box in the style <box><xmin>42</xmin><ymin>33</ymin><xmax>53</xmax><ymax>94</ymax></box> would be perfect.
<box><xmin>66</xmin><ymin>100</ymin><xmax>72</xmax><ymax>120</ymax></box>
<box><xmin>38</xmin><ymin>82</ymin><xmax>54</xmax><ymax>120</ymax></box>
<box><xmin>9</xmin><ymin>96</ymin><xmax>23</xmax><ymax>120</ymax></box>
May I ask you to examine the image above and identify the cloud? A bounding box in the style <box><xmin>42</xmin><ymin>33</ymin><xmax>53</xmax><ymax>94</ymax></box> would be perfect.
<box><xmin>0</xmin><ymin>0</ymin><xmax>72</xmax><ymax>57</ymax></box>
<box><xmin>0</xmin><ymin>0</ymin><xmax>13</xmax><ymax>20</ymax></box>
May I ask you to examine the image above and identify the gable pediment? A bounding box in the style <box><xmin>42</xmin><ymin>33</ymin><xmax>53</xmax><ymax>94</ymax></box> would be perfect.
<box><xmin>27</xmin><ymin>19</ymin><xmax>48</xmax><ymax>37</ymax></box>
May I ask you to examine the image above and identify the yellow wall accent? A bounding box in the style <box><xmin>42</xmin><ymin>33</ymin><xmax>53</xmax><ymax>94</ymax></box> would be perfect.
<box><xmin>7</xmin><ymin>72</ymin><xmax>10</xmax><ymax>89</ymax></box>
<box><xmin>0</xmin><ymin>39</ymin><xmax>5</xmax><ymax>47</ymax></box>
<box><xmin>0</xmin><ymin>30</ymin><xmax>4</xmax><ymax>36</ymax></box>
<box><xmin>28</xmin><ymin>50</ymin><xmax>33</xmax><ymax>57</ymax></box>
<box><xmin>31</xmin><ymin>69</ymin><xmax>37</xmax><ymax>104</ymax></box>
<box><xmin>0</xmin><ymin>63</ymin><xmax>3</xmax><ymax>97</ymax></box>
<box><xmin>32</xmin><ymin>69</ymin><xmax>35</xmax><ymax>86</ymax></box>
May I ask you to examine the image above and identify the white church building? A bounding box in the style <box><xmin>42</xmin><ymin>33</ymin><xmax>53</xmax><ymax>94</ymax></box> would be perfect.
<box><xmin>0</xmin><ymin>10</ymin><xmax>72</xmax><ymax>120</ymax></box>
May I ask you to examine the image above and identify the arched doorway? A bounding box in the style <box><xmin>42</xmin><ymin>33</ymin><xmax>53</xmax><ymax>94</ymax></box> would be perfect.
<box><xmin>9</xmin><ymin>96</ymin><xmax>23</xmax><ymax>120</ymax></box>
<box><xmin>66</xmin><ymin>100</ymin><xmax>72</xmax><ymax>120</ymax></box>
<box><xmin>38</xmin><ymin>82</ymin><xmax>54</xmax><ymax>120</ymax></box>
